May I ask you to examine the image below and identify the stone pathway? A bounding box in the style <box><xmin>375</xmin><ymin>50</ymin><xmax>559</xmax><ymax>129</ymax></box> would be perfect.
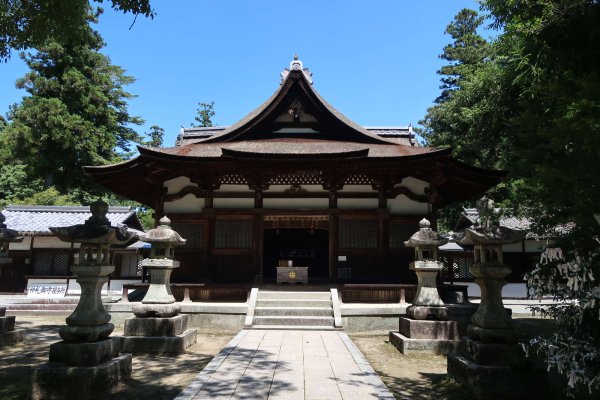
<box><xmin>175</xmin><ymin>329</ymin><xmax>395</xmax><ymax>400</ymax></box>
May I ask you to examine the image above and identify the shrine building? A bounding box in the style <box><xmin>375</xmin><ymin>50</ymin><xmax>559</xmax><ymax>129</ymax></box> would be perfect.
<box><xmin>85</xmin><ymin>57</ymin><xmax>504</xmax><ymax>284</ymax></box>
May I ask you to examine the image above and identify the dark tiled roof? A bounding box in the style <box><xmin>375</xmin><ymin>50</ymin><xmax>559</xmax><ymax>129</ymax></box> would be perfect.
<box><xmin>2</xmin><ymin>205</ymin><xmax>142</xmax><ymax>236</ymax></box>
<box><xmin>142</xmin><ymin>138</ymin><xmax>435</xmax><ymax>159</ymax></box>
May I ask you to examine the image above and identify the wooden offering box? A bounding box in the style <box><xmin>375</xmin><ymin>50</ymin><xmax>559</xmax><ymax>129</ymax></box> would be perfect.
<box><xmin>277</xmin><ymin>260</ymin><xmax>308</xmax><ymax>284</ymax></box>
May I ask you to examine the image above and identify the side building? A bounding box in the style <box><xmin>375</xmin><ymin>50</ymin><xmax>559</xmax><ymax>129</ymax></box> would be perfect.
<box><xmin>0</xmin><ymin>205</ymin><xmax>145</xmax><ymax>294</ymax></box>
<box><xmin>85</xmin><ymin>57</ymin><xmax>505</xmax><ymax>284</ymax></box>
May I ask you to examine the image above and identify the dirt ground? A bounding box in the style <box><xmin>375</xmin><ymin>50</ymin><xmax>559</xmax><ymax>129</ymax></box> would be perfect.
<box><xmin>0</xmin><ymin>316</ymin><xmax>236</xmax><ymax>400</ymax></box>
<box><xmin>350</xmin><ymin>331</ymin><xmax>472</xmax><ymax>400</ymax></box>
<box><xmin>0</xmin><ymin>315</ymin><xmax>555</xmax><ymax>400</ymax></box>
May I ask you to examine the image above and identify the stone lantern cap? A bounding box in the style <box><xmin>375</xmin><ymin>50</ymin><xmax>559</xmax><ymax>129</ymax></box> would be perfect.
<box><xmin>404</xmin><ymin>218</ymin><xmax>448</xmax><ymax>247</ymax></box>
<box><xmin>138</xmin><ymin>216</ymin><xmax>186</xmax><ymax>246</ymax></box>
<box><xmin>49</xmin><ymin>200</ymin><xmax>136</xmax><ymax>245</ymax></box>
<box><xmin>0</xmin><ymin>211</ymin><xmax>24</xmax><ymax>244</ymax></box>
<box><xmin>465</xmin><ymin>226</ymin><xmax>527</xmax><ymax>245</ymax></box>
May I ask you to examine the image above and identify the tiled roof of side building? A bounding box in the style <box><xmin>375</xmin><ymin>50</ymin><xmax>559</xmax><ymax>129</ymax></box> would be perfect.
<box><xmin>2</xmin><ymin>205</ymin><xmax>143</xmax><ymax>236</ymax></box>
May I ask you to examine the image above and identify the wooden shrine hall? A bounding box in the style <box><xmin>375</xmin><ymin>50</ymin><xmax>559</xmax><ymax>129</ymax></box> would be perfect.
<box><xmin>86</xmin><ymin>56</ymin><xmax>504</xmax><ymax>284</ymax></box>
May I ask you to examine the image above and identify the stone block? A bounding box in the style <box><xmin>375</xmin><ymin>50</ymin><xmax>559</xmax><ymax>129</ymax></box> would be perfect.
<box><xmin>0</xmin><ymin>315</ymin><xmax>16</xmax><ymax>332</ymax></box>
<box><xmin>132</xmin><ymin>303</ymin><xmax>181</xmax><ymax>318</ymax></box>
<box><xmin>399</xmin><ymin>317</ymin><xmax>459</xmax><ymax>340</ymax></box>
<box><xmin>447</xmin><ymin>353</ymin><xmax>547</xmax><ymax>400</ymax></box>
<box><xmin>0</xmin><ymin>328</ymin><xmax>26</xmax><ymax>346</ymax></box>
<box><xmin>124</xmin><ymin>314</ymin><xmax>188</xmax><ymax>336</ymax></box>
<box><xmin>407</xmin><ymin>305</ymin><xmax>448</xmax><ymax>320</ymax></box>
<box><xmin>389</xmin><ymin>331</ymin><xmax>459</xmax><ymax>355</ymax></box>
<box><xmin>467</xmin><ymin>324</ymin><xmax>517</xmax><ymax>343</ymax></box>
<box><xmin>49</xmin><ymin>337</ymin><xmax>120</xmax><ymax>366</ymax></box>
<box><xmin>120</xmin><ymin>328</ymin><xmax>197</xmax><ymax>354</ymax></box>
<box><xmin>30</xmin><ymin>353</ymin><xmax>132</xmax><ymax>400</ymax></box>
<box><xmin>462</xmin><ymin>337</ymin><xmax>521</xmax><ymax>365</ymax></box>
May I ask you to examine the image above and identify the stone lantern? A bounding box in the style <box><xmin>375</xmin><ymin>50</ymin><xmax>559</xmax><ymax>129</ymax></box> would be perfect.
<box><xmin>463</xmin><ymin>196</ymin><xmax>526</xmax><ymax>342</ymax></box>
<box><xmin>404</xmin><ymin>218</ymin><xmax>449</xmax><ymax>320</ymax></box>
<box><xmin>447</xmin><ymin>196</ymin><xmax>531</xmax><ymax>398</ymax></box>
<box><xmin>0</xmin><ymin>211</ymin><xmax>26</xmax><ymax>346</ymax></box>
<box><xmin>121</xmin><ymin>216</ymin><xmax>197</xmax><ymax>354</ymax></box>
<box><xmin>31</xmin><ymin>200</ymin><xmax>135</xmax><ymax>399</ymax></box>
<box><xmin>132</xmin><ymin>216</ymin><xmax>185</xmax><ymax>317</ymax></box>
<box><xmin>389</xmin><ymin>218</ymin><xmax>460</xmax><ymax>355</ymax></box>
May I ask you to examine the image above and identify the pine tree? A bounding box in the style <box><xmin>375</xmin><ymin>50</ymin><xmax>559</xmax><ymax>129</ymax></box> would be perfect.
<box><xmin>1</xmin><ymin>16</ymin><xmax>144</xmax><ymax>193</ymax></box>
<box><xmin>192</xmin><ymin>102</ymin><xmax>215</xmax><ymax>127</ymax></box>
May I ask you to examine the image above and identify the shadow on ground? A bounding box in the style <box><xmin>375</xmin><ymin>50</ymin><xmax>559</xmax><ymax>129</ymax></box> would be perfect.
<box><xmin>1</xmin><ymin>317</ymin><xmax>234</xmax><ymax>400</ymax></box>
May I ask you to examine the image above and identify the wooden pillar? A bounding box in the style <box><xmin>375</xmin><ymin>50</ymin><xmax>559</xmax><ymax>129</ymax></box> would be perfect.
<box><xmin>329</xmin><ymin>190</ymin><xmax>337</xmax><ymax>208</ymax></box>
<box><xmin>253</xmin><ymin>214</ymin><xmax>264</xmax><ymax>281</ymax></box>
<box><xmin>254</xmin><ymin>190</ymin><xmax>263</xmax><ymax>209</ymax></box>
<box><xmin>329</xmin><ymin>214</ymin><xmax>338</xmax><ymax>280</ymax></box>
<box><xmin>205</xmin><ymin>190</ymin><xmax>214</xmax><ymax>209</ymax></box>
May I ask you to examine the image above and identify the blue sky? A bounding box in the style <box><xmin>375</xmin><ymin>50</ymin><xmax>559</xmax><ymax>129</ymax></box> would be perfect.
<box><xmin>0</xmin><ymin>0</ymin><xmax>487</xmax><ymax>147</ymax></box>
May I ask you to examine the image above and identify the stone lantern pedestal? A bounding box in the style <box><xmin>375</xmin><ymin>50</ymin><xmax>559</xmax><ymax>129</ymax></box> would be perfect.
<box><xmin>30</xmin><ymin>201</ymin><xmax>134</xmax><ymax>400</ymax></box>
<box><xmin>121</xmin><ymin>217</ymin><xmax>197</xmax><ymax>354</ymax></box>
<box><xmin>390</xmin><ymin>219</ymin><xmax>460</xmax><ymax>354</ymax></box>
<box><xmin>0</xmin><ymin>212</ymin><xmax>26</xmax><ymax>347</ymax></box>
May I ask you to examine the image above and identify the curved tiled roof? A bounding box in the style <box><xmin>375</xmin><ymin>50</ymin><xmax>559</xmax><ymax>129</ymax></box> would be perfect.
<box><xmin>138</xmin><ymin>138</ymin><xmax>439</xmax><ymax>160</ymax></box>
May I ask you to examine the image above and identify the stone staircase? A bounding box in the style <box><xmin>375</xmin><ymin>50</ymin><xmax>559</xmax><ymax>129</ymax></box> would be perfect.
<box><xmin>246</xmin><ymin>289</ymin><xmax>341</xmax><ymax>330</ymax></box>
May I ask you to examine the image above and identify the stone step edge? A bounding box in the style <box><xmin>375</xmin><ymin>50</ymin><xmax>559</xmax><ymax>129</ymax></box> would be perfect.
<box><xmin>253</xmin><ymin>315</ymin><xmax>334</xmax><ymax>320</ymax></box>
<box><xmin>254</xmin><ymin>306</ymin><xmax>333</xmax><ymax>311</ymax></box>
<box><xmin>249</xmin><ymin>325</ymin><xmax>341</xmax><ymax>331</ymax></box>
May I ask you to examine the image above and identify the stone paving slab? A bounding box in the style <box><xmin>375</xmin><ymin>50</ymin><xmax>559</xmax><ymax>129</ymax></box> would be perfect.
<box><xmin>175</xmin><ymin>329</ymin><xmax>395</xmax><ymax>400</ymax></box>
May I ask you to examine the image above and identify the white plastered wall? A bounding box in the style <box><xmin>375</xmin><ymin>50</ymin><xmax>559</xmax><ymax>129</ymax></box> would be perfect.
<box><xmin>164</xmin><ymin>176</ymin><xmax>196</xmax><ymax>194</ymax></box>
<box><xmin>263</xmin><ymin>198</ymin><xmax>329</xmax><ymax>209</ymax></box>
<box><xmin>388</xmin><ymin>177</ymin><xmax>429</xmax><ymax>215</ymax></box>
<box><xmin>8</xmin><ymin>236</ymin><xmax>32</xmax><ymax>251</ymax></box>
<box><xmin>214</xmin><ymin>198</ymin><xmax>254</xmax><ymax>209</ymax></box>
<box><xmin>338</xmin><ymin>199</ymin><xmax>379</xmax><ymax>209</ymax></box>
<box><xmin>164</xmin><ymin>194</ymin><xmax>205</xmax><ymax>213</ymax></box>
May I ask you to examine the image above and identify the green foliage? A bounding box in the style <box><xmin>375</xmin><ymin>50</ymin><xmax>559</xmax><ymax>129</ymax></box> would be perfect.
<box><xmin>0</xmin><ymin>164</ymin><xmax>43</xmax><ymax>207</ymax></box>
<box><xmin>192</xmin><ymin>101</ymin><xmax>215</xmax><ymax>127</ymax></box>
<box><xmin>424</xmin><ymin>1</ymin><xmax>600</xmax><ymax>396</ymax></box>
<box><xmin>0</xmin><ymin>0</ymin><xmax>154</xmax><ymax>62</ymax></box>
<box><xmin>145</xmin><ymin>125</ymin><xmax>164</xmax><ymax>147</ymax></box>
<box><xmin>1</xmin><ymin>18</ymin><xmax>144</xmax><ymax>192</ymax></box>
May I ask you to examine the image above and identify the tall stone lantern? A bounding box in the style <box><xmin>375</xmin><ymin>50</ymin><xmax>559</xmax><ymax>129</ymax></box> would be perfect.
<box><xmin>405</xmin><ymin>218</ymin><xmax>449</xmax><ymax>320</ymax></box>
<box><xmin>447</xmin><ymin>196</ymin><xmax>530</xmax><ymax>399</ymax></box>
<box><xmin>31</xmin><ymin>200</ymin><xmax>135</xmax><ymax>399</ymax></box>
<box><xmin>0</xmin><ymin>211</ymin><xmax>26</xmax><ymax>346</ymax></box>
<box><xmin>121</xmin><ymin>216</ymin><xmax>197</xmax><ymax>354</ymax></box>
<box><xmin>464</xmin><ymin>196</ymin><xmax>526</xmax><ymax>342</ymax></box>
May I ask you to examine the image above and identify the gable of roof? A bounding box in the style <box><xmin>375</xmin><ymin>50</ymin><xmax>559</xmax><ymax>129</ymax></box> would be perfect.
<box><xmin>2</xmin><ymin>205</ymin><xmax>144</xmax><ymax>236</ymax></box>
<box><xmin>197</xmin><ymin>60</ymin><xmax>396</xmax><ymax>145</ymax></box>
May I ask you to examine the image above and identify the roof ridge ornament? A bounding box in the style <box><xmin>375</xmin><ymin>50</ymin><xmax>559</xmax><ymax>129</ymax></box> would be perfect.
<box><xmin>280</xmin><ymin>53</ymin><xmax>313</xmax><ymax>85</ymax></box>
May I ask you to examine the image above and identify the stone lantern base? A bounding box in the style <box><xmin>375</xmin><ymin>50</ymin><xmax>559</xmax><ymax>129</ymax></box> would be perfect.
<box><xmin>121</xmin><ymin>313</ymin><xmax>197</xmax><ymax>354</ymax></box>
<box><xmin>31</xmin><ymin>344</ymin><xmax>132</xmax><ymax>400</ymax></box>
<box><xmin>0</xmin><ymin>306</ymin><xmax>26</xmax><ymax>346</ymax></box>
<box><xmin>447</xmin><ymin>338</ymin><xmax>546</xmax><ymax>399</ymax></box>
<box><xmin>390</xmin><ymin>317</ymin><xmax>460</xmax><ymax>354</ymax></box>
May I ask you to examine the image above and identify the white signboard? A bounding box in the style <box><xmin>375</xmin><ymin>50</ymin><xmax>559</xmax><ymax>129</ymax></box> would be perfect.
<box><xmin>27</xmin><ymin>282</ymin><xmax>68</xmax><ymax>297</ymax></box>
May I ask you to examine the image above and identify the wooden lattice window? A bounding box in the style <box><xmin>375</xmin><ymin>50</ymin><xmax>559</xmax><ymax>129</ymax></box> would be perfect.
<box><xmin>171</xmin><ymin>222</ymin><xmax>204</xmax><ymax>249</ymax></box>
<box><xmin>389</xmin><ymin>222</ymin><xmax>419</xmax><ymax>249</ymax></box>
<box><xmin>118</xmin><ymin>254</ymin><xmax>144</xmax><ymax>278</ymax></box>
<box><xmin>441</xmin><ymin>255</ymin><xmax>474</xmax><ymax>280</ymax></box>
<box><xmin>32</xmin><ymin>250</ymin><xmax>70</xmax><ymax>276</ymax></box>
<box><xmin>214</xmin><ymin>220</ymin><xmax>253</xmax><ymax>249</ymax></box>
<box><xmin>339</xmin><ymin>219</ymin><xmax>377</xmax><ymax>249</ymax></box>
